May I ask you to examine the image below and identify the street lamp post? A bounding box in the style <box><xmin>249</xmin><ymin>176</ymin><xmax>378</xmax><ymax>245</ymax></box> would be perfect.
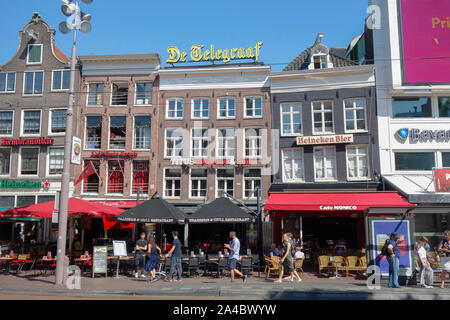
<box><xmin>55</xmin><ymin>0</ymin><xmax>93</xmax><ymax>286</ymax></box>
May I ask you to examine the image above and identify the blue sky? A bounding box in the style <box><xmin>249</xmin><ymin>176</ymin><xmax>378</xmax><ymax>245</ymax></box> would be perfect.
<box><xmin>0</xmin><ymin>0</ymin><xmax>368</xmax><ymax>71</ymax></box>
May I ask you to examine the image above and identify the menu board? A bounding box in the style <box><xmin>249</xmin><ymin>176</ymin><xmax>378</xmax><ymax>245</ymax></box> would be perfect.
<box><xmin>92</xmin><ymin>246</ymin><xmax>107</xmax><ymax>277</ymax></box>
<box><xmin>113</xmin><ymin>240</ymin><xmax>127</xmax><ymax>257</ymax></box>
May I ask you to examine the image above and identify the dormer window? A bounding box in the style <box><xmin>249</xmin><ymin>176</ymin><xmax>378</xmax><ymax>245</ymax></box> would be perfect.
<box><xmin>313</xmin><ymin>55</ymin><xmax>328</xmax><ymax>69</ymax></box>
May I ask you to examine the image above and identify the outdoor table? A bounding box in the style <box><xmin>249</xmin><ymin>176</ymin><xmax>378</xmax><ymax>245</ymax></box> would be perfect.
<box><xmin>329</xmin><ymin>257</ymin><xmax>344</xmax><ymax>280</ymax></box>
<box><xmin>0</xmin><ymin>257</ymin><xmax>14</xmax><ymax>274</ymax></box>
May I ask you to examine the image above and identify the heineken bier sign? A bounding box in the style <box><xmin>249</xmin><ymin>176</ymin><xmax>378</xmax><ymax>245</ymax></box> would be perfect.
<box><xmin>0</xmin><ymin>180</ymin><xmax>50</xmax><ymax>189</ymax></box>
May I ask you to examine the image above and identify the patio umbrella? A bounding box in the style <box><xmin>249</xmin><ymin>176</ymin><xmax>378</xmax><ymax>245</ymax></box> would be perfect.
<box><xmin>187</xmin><ymin>197</ymin><xmax>256</xmax><ymax>223</ymax></box>
<box><xmin>115</xmin><ymin>197</ymin><xmax>188</xmax><ymax>224</ymax></box>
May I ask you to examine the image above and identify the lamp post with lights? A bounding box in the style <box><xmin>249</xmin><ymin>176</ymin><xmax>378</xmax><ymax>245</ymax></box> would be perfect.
<box><xmin>55</xmin><ymin>0</ymin><xmax>93</xmax><ymax>286</ymax></box>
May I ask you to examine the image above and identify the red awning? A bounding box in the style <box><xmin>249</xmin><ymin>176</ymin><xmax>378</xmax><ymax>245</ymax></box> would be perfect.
<box><xmin>264</xmin><ymin>192</ymin><xmax>414</xmax><ymax>212</ymax></box>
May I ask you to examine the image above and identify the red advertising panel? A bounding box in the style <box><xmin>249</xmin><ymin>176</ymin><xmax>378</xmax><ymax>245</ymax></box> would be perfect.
<box><xmin>400</xmin><ymin>0</ymin><xmax>450</xmax><ymax>84</ymax></box>
<box><xmin>434</xmin><ymin>168</ymin><xmax>450</xmax><ymax>192</ymax></box>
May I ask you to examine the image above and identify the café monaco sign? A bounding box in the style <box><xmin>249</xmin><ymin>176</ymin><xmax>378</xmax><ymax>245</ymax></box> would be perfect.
<box><xmin>1</xmin><ymin>137</ymin><xmax>53</xmax><ymax>146</ymax></box>
<box><xmin>170</xmin><ymin>158</ymin><xmax>254</xmax><ymax>166</ymax></box>
<box><xmin>296</xmin><ymin>134</ymin><xmax>353</xmax><ymax>146</ymax></box>
<box><xmin>395</xmin><ymin>128</ymin><xmax>450</xmax><ymax>143</ymax></box>
<box><xmin>0</xmin><ymin>180</ymin><xmax>50</xmax><ymax>189</ymax></box>
<box><xmin>166</xmin><ymin>41</ymin><xmax>263</xmax><ymax>64</ymax></box>
<box><xmin>90</xmin><ymin>151</ymin><xmax>138</xmax><ymax>159</ymax></box>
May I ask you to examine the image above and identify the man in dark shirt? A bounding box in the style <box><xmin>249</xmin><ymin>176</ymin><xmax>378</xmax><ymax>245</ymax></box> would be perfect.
<box><xmin>135</xmin><ymin>232</ymin><xmax>147</xmax><ymax>278</ymax></box>
<box><xmin>387</xmin><ymin>232</ymin><xmax>401</xmax><ymax>288</ymax></box>
<box><xmin>166</xmin><ymin>231</ymin><xmax>182</xmax><ymax>282</ymax></box>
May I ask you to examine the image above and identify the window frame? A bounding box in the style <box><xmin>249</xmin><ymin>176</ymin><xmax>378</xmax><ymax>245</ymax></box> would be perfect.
<box><xmin>86</xmin><ymin>82</ymin><xmax>105</xmax><ymax>107</ymax></box>
<box><xmin>106</xmin><ymin>159</ymin><xmax>125</xmax><ymax>195</ymax></box>
<box><xmin>163</xmin><ymin>167</ymin><xmax>182</xmax><ymax>199</ymax></box>
<box><xmin>0</xmin><ymin>110</ymin><xmax>14</xmax><ymax>137</ymax></box>
<box><xmin>84</xmin><ymin>115</ymin><xmax>103</xmax><ymax>150</ymax></box>
<box><xmin>131</xmin><ymin>160</ymin><xmax>150</xmax><ymax>195</ymax></box>
<box><xmin>166</xmin><ymin>98</ymin><xmax>184</xmax><ymax>120</ymax></box>
<box><xmin>0</xmin><ymin>72</ymin><xmax>16</xmax><ymax>93</ymax></box>
<box><xmin>215</xmin><ymin>167</ymin><xmax>235</xmax><ymax>198</ymax></box>
<box><xmin>20</xmin><ymin>109</ymin><xmax>42</xmax><ymax>136</ymax></box>
<box><xmin>191</xmin><ymin>127</ymin><xmax>209</xmax><ymax>159</ymax></box>
<box><xmin>132</xmin><ymin>115</ymin><xmax>151</xmax><ymax>151</ymax></box>
<box><xmin>393</xmin><ymin>150</ymin><xmax>436</xmax><ymax>173</ymax></box>
<box><xmin>48</xmin><ymin>108</ymin><xmax>67</xmax><ymax>136</ymax></box>
<box><xmin>281</xmin><ymin>148</ymin><xmax>305</xmax><ymax>183</ymax></box>
<box><xmin>0</xmin><ymin>147</ymin><xmax>12</xmax><ymax>176</ymax></box>
<box><xmin>189</xmin><ymin>167</ymin><xmax>208</xmax><ymax>200</ymax></box>
<box><xmin>27</xmin><ymin>44</ymin><xmax>43</xmax><ymax>65</ymax></box>
<box><xmin>51</xmin><ymin>69</ymin><xmax>70</xmax><ymax>92</ymax></box>
<box><xmin>18</xmin><ymin>146</ymin><xmax>40</xmax><ymax>177</ymax></box>
<box><xmin>47</xmin><ymin>147</ymin><xmax>65</xmax><ymax>176</ymax></box>
<box><xmin>243</xmin><ymin>96</ymin><xmax>263</xmax><ymax>119</ymax></box>
<box><xmin>108</xmin><ymin>115</ymin><xmax>127</xmax><ymax>151</ymax></box>
<box><xmin>280</xmin><ymin>102</ymin><xmax>303</xmax><ymax>136</ymax></box>
<box><xmin>23</xmin><ymin>70</ymin><xmax>44</xmax><ymax>96</ymax></box>
<box><xmin>217</xmin><ymin>97</ymin><xmax>236</xmax><ymax>119</ymax></box>
<box><xmin>244</xmin><ymin>127</ymin><xmax>263</xmax><ymax>159</ymax></box>
<box><xmin>164</xmin><ymin>127</ymin><xmax>184</xmax><ymax>159</ymax></box>
<box><xmin>134</xmin><ymin>81</ymin><xmax>153</xmax><ymax>106</ymax></box>
<box><xmin>191</xmin><ymin>98</ymin><xmax>210</xmax><ymax>120</ymax></box>
<box><xmin>343</xmin><ymin>98</ymin><xmax>368</xmax><ymax>133</ymax></box>
<box><xmin>110</xmin><ymin>82</ymin><xmax>129</xmax><ymax>107</ymax></box>
<box><xmin>313</xmin><ymin>145</ymin><xmax>337</xmax><ymax>182</ymax></box>
<box><xmin>345</xmin><ymin>144</ymin><xmax>370</xmax><ymax>181</ymax></box>
<box><xmin>216</xmin><ymin>127</ymin><xmax>236</xmax><ymax>159</ymax></box>
<box><xmin>311</xmin><ymin>100</ymin><xmax>334</xmax><ymax>135</ymax></box>
<box><xmin>391</xmin><ymin>97</ymin><xmax>433</xmax><ymax>119</ymax></box>
<box><xmin>243</xmin><ymin>167</ymin><xmax>262</xmax><ymax>200</ymax></box>
<box><xmin>81</xmin><ymin>159</ymin><xmax>100</xmax><ymax>195</ymax></box>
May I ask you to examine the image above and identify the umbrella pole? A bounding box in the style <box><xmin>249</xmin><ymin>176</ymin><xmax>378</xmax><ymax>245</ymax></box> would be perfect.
<box><xmin>184</xmin><ymin>223</ymin><xmax>189</xmax><ymax>250</ymax></box>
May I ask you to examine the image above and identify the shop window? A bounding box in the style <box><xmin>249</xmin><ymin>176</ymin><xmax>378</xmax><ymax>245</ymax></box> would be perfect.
<box><xmin>346</xmin><ymin>145</ymin><xmax>369</xmax><ymax>180</ymax></box>
<box><xmin>52</xmin><ymin>70</ymin><xmax>70</xmax><ymax>90</ymax></box>
<box><xmin>217</xmin><ymin>128</ymin><xmax>236</xmax><ymax>158</ymax></box>
<box><xmin>0</xmin><ymin>111</ymin><xmax>13</xmax><ymax>135</ymax></box>
<box><xmin>48</xmin><ymin>148</ymin><xmax>64</xmax><ymax>175</ymax></box>
<box><xmin>50</xmin><ymin>109</ymin><xmax>67</xmax><ymax>134</ymax></box>
<box><xmin>191</xmin><ymin>128</ymin><xmax>209</xmax><ymax>158</ymax></box>
<box><xmin>192</xmin><ymin>98</ymin><xmax>209</xmax><ymax>119</ymax></box>
<box><xmin>218</xmin><ymin>97</ymin><xmax>236</xmax><ymax>119</ymax></box>
<box><xmin>165</xmin><ymin>128</ymin><xmax>183</xmax><ymax>158</ymax></box>
<box><xmin>82</xmin><ymin>160</ymin><xmax>100</xmax><ymax>193</ymax></box>
<box><xmin>109</xmin><ymin>116</ymin><xmax>126</xmax><ymax>150</ymax></box>
<box><xmin>217</xmin><ymin>168</ymin><xmax>234</xmax><ymax>198</ymax></box>
<box><xmin>87</xmin><ymin>83</ymin><xmax>104</xmax><ymax>106</ymax></box>
<box><xmin>24</xmin><ymin>71</ymin><xmax>43</xmax><ymax>95</ymax></box>
<box><xmin>438</xmin><ymin>97</ymin><xmax>450</xmax><ymax>117</ymax></box>
<box><xmin>85</xmin><ymin>116</ymin><xmax>102</xmax><ymax>149</ymax></box>
<box><xmin>0</xmin><ymin>72</ymin><xmax>15</xmax><ymax>92</ymax></box>
<box><xmin>245</xmin><ymin>128</ymin><xmax>262</xmax><ymax>158</ymax></box>
<box><xmin>392</xmin><ymin>97</ymin><xmax>432</xmax><ymax>118</ymax></box>
<box><xmin>134</xmin><ymin>115</ymin><xmax>151</xmax><ymax>149</ymax></box>
<box><xmin>0</xmin><ymin>148</ymin><xmax>11</xmax><ymax>175</ymax></box>
<box><xmin>107</xmin><ymin>160</ymin><xmax>124</xmax><ymax>194</ymax></box>
<box><xmin>282</xmin><ymin>149</ymin><xmax>304</xmax><ymax>182</ymax></box>
<box><xmin>166</xmin><ymin>98</ymin><xmax>184</xmax><ymax>119</ymax></box>
<box><xmin>17</xmin><ymin>196</ymin><xmax>35</xmax><ymax>208</ymax></box>
<box><xmin>312</xmin><ymin>101</ymin><xmax>333</xmax><ymax>134</ymax></box>
<box><xmin>281</xmin><ymin>103</ymin><xmax>302</xmax><ymax>135</ymax></box>
<box><xmin>164</xmin><ymin>168</ymin><xmax>181</xmax><ymax>198</ymax></box>
<box><xmin>135</xmin><ymin>82</ymin><xmax>152</xmax><ymax>105</ymax></box>
<box><xmin>20</xmin><ymin>147</ymin><xmax>39</xmax><ymax>175</ymax></box>
<box><xmin>111</xmin><ymin>82</ymin><xmax>128</xmax><ymax>106</ymax></box>
<box><xmin>190</xmin><ymin>168</ymin><xmax>207</xmax><ymax>199</ymax></box>
<box><xmin>0</xmin><ymin>196</ymin><xmax>15</xmax><ymax>209</ymax></box>
<box><xmin>37</xmin><ymin>195</ymin><xmax>55</xmax><ymax>203</ymax></box>
<box><xmin>244</xmin><ymin>97</ymin><xmax>263</xmax><ymax>118</ymax></box>
<box><xmin>244</xmin><ymin>168</ymin><xmax>261</xmax><ymax>199</ymax></box>
<box><xmin>394</xmin><ymin>152</ymin><xmax>435</xmax><ymax>171</ymax></box>
<box><xmin>314</xmin><ymin>146</ymin><xmax>336</xmax><ymax>181</ymax></box>
<box><xmin>22</xmin><ymin>110</ymin><xmax>41</xmax><ymax>135</ymax></box>
<box><xmin>344</xmin><ymin>99</ymin><xmax>367</xmax><ymax>132</ymax></box>
<box><xmin>132</xmin><ymin>160</ymin><xmax>149</xmax><ymax>194</ymax></box>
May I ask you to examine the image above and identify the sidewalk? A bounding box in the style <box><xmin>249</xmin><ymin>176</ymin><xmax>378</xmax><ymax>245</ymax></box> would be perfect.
<box><xmin>0</xmin><ymin>271</ymin><xmax>449</xmax><ymax>300</ymax></box>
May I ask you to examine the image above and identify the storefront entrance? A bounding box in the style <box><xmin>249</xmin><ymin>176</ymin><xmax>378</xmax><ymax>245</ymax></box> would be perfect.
<box><xmin>302</xmin><ymin>217</ymin><xmax>358</xmax><ymax>250</ymax></box>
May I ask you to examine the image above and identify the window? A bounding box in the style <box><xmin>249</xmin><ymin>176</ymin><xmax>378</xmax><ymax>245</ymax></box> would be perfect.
<box><xmin>192</xmin><ymin>98</ymin><xmax>209</xmax><ymax>119</ymax></box>
<box><xmin>312</xmin><ymin>101</ymin><xmax>333</xmax><ymax>134</ymax></box>
<box><xmin>282</xmin><ymin>149</ymin><xmax>304</xmax><ymax>182</ymax></box>
<box><xmin>164</xmin><ymin>168</ymin><xmax>181</xmax><ymax>198</ymax></box>
<box><xmin>132</xmin><ymin>160</ymin><xmax>149</xmax><ymax>194</ymax></box>
<box><xmin>0</xmin><ymin>148</ymin><xmax>11</xmax><ymax>175</ymax></box>
<box><xmin>111</xmin><ymin>82</ymin><xmax>128</xmax><ymax>106</ymax></box>
<box><xmin>191</xmin><ymin>128</ymin><xmax>209</xmax><ymax>158</ymax></box>
<box><xmin>135</xmin><ymin>82</ymin><xmax>152</xmax><ymax>105</ymax></box>
<box><xmin>27</xmin><ymin>44</ymin><xmax>42</xmax><ymax>64</ymax></box>
<box><xmin>438</xmin><ymin>97</ymin><xmax>450</xmax><ymax>117</ymax></box>
<box><xmin>442</xmin><ymin>152</ymin><xmax>450</xmax><ymax>167</ymax></box>
<box><xmin>0</xmin><ymin>196</ymin><xmax>15</xmax><ymax>210</ymax></box>
<box><xmin>394</xmin><ymin>152</ymin><xmax>435</xmax><ymax>171</ymax></box>
<box><xmin>37</xmin><ymin>195</ymin><xmax>55</xmax><ymax>203</ymax></box>
<box><xmin>20</xmin><ymin>147</ymin><xmax>39</xmax><ymax>175</ymax></box>
<box><xmin>48</xmin><ymin>148</ymin><xmax>64</xmax><ymax>175</ymax></box>
<box><xmin>392</xmin><ymin>97</ymin><xmax>432</xmax><ymax>118</ymax></box>
<box><xmin>82</xmin><ymin>160</ymin><xmax>100</xmax><ymax>193</ymax></box>
<box><xmin>244</xmin><ymin>97</ymin><xmax>263</xmax><ymax>118</ymax></box>
<box><xmin>0</xmin><ymin>111</ymin><xmax>13</xmax><ymax>135</ymax></box>
<box><xmin>24</xmin><ymin>71</ymin><xmax>43</xmax><ymax>95</ymax></box>
<box><xmin>244</xmin><ymin>168</ymin><xmax>262</xmax><ymax>199</ymax></box>
<box><xmin>87</xmin><ymin>83</ymin><xmax>104</xmax><ymax>106</ymax></box>
<box><xmin>190</xmin><ymin>168</ymin><xmax>207</xmax><ymax>199</ymax></box>
<box><xmin>107</xmin><ymin>160</ymin><xmax>124</xmax><ymax>193</ymax></box>
<box><xmin>218</xmin><ymin>97</ymin><xmax>236</xmax><ymax>119</ymax></box>
<box><xmin>344</xmin><ymin>99</ymin><xmax>367</xmax><ymax>132</ymax></box>
<box><xmin>52</xmin><ymin>70</ymin><xmax>70</xmax><ymax>90</ymax></box>
<box><xmin>314</xmin><ymin>146</ymin><xmax>336</xmax><ymax>181</ymax></box>
<box><xmin>50</xmin><ymin>109</ymin><xmax>67</xmax><ymax>134</ymax></box>
<box><xmin>85</xmin><ymin>116</ymin><xmax>102</xmax><ymax>149</ymax></box>
<box><xmin>0</xmin><ymin>72</ymin><xmax>15</xmax><ymax>92</ymax></box>
<box><xmin>22</xmin><ymin>110</ymin><xmax>41</xmax><ymax>135</ymax></box>
<box><xmin>346</xmin><ymin>145</ymin><xmax>369</xmax><ymax>180</ymax></box>
<box><xmin>281</xmin><ymin>103</ymin><xmax>302</xmax><ymax>135</ymax></box>
<box><xmin>17</xmin><ymin>196</ymin><xmax>35</xmax><ymax>208</ymax></box>
<box><xmin>134</xmin><ymin>115</ymin><xmax>151</xmax><ymax>149</ymax></box>
<box><xmin>166</xmin><ymin>98</ymin><xmax>184</xmax><ymax>119</ymax></box>
<box><xmin>245</xmin><ymin>128</ymin><xmax>262</xmax><ymax>158</ymax></box>
<box><xmin>217</xmin><ymin>168</ymin><xmax>234</xmax><ymax>197</ymax></box>
<box><xmin>109</xmin><ymin>116</ymin><xmax>126</xmax><ymax>150</ymax></box>
<box><xmin>217</xmin><ymin>128</ymin><xmax>236</xmax><ymax>158</ymax></box>
<box><xmin>313</xmin><ymin>55</ymin><xmax>327</xmax><ymax>69</ymax></box>
<box><xmin>165</xmin><ymin>128</ymin><xmax>184</xmax><ymax>158</ymax></box>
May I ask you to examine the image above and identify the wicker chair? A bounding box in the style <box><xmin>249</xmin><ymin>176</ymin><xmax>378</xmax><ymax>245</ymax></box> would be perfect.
<box><xmin>359</xmin><ymin>256</ymin><xmax>367</xmax><ymax>274</ymax></box>
<box><xmin>318</xmin><ymin>255</ymin><xmax>330</xmax><ymax>275</ymax></box>
<box><xmin>345</xmin><ymin>256</ymin><xmax>364</xmax><ymax>277</ymax></box>
<box><xmin>264</xmin><ymin>257</ymin><xmax>280</xmax><ymax>279</ymax></box>
<box><xmin>294</xmin><ymin>258</ymin><xmax>304</xmax><ymax>276</ymax></box>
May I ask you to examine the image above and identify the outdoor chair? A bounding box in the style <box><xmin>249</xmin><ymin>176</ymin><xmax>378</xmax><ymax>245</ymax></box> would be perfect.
<box><xmin>264</xmin><ymin>257</ymin><xmax>280</xmax><ymax>279</ymax></box>
<box><xmin>345</xmin><ymin>256</ymin><xmax>364</xmax><ymax>277</ymax></box>
<box><xmin>239</xmin><ymin>256</ymin><xmax>253</xmax><ymax>276</ymax></box>
<box><xmin>294</xmin><ymin>258</ymin><xmax>304</xmax><ymax>276</ymax></box>
<box><xmin>187</xmin><ymin>257</ymin><xmax>201</xmax><ymax>277</ymax></box>
<box><xmin>358</xmin><ymin>256</ymin><xmax>367</xmax><ymax>274</ymax></box>
<box><xmin>164</xmin><ymin>257</ymin><xmax>172</xmax><ymax>275</ymax></box>
<box><xmin>318</xmin><ymin>255</ymin><xmax>331</xmax><ymax>275</ymax></box>
<box><xmin>216</xmin><ymin>257</ymin><xmax>228</xmax><ymax>278</ymax></box>
<box><xmin>10</xmin><ymin>254</ymin><xmax>29</xmax><ymax>273</ymax></box>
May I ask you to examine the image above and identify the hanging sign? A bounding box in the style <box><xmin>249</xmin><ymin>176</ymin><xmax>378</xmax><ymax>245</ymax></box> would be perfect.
<box><xmin>71</xmin><ymin>136</ymin><xmax>82</xmax><ymax>165</ymax></box>
<box><xmin>434</xmin><ymin>168</ymin><xmax>450</xmax><ymax>192</ymax></box>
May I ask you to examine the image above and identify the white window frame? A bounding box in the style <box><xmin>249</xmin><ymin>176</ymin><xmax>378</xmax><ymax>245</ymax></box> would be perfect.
<box><xmin>48</xmin><ymin>108</ymin><xmax>67</xmax><ymax>136</ymax></box>
<box><xmin>0</xmin><ymin>72</ymin><xmax>16</xmax><ymax>93</ymax></box>
<box><xmin>86</xmin><ymin>82</ymin><xmax>105</xmax><ymax>107</ymax></box>
<box><xmin>81</xmin><ymin>160</ymin><xmax>100</xmax><ymax>195</ymax></box>
<box><xmin>244</xmin><ymin>96</ymin><xmax>263</xmax><ymax>119</ymax></box>
<box><xmin>189</xmin><ymin>167</ymin><xmax>208</xmax><ymax>200</ymax></box>
<box><xmin>110</xmin><ymin>82</ymin><xmax>129</xmax><ymax>106</ymax></box>
<box><xmin>191</xmin><ymin>98</ymin><xmax>210</xmax><ymax>119</ymax></box>
<box><xmin>311</xmin><ymin>54</ymin><xmax>328</xmax><ymax>69</ymax></box>
<box><xmin>20</xmin><ymin>109</ymin><xmax>42</xmax><ymax>136</ymax></box>
<box><xmin>18</xmin><ymin>146</ymin><xmax>40</xmax><ymax>177</ymax></box>
<box><xmin>346</xmin><ymin>144</ymin><xmax>370</xmax><ymax>181</ymax></box>
<box><xmin>0</xmin><ymin>147</ymin><xmax>12</xmax><ymax>176</ymax></box>
<box><xmin>108</xmin><ymin>115</ymin><xmax>127</xmax><ymax>151</ymax></box>
<box><xmin>51</xmin><ymin>69</ymin><xmax>70</xmax><ymax>92</ymax></box>
<box><xmin>132</xmin><ymin>115</ymin><xmax>151</xmax><ymax>151</ymax></box>
<box><xmin>164</xmin><ymin>127</ymin><xmax>184</xmax><ymax>159</ymax></box>
<box><xmin>312</xmin><ymin>100</ymin><xmax>334</xmax><ymax>135</ymax></box>
<box><xmin>281</xmin><ymin>148</ymin><xmax>305</xmax><ymax>183</ymax></box>
<box><xmin>243</xmin><ymin>167</ymin><xmax>262</xmax><ymax>200</ymax></box>
<box><xmin>131</xmin><ymin>160</ymin><xmax>150</xmax><ymax>195</ymax></box>
<box><xmin>244</xmin><ymin>127</ymin><xmax>263</xmax><ymax>159</ymax></box>
<box><xmin>343</xmin><ymin>98</ymin><xmax>368</xmax><ymax>133</ymax></box>
<box><xmin>191</xmin><ymin>127</ymin><xmax>209</xmax><ymax>158</ymax></box>
<box><xmin>163</xmin><ymin>167</ymin><xmax>182</xmax><ymax>199</ymax></box>
<box><xmin>0</xmin><ymin>110</ymin><xmax>14</xmax><ymax>137</ymax></box>
<box><xmin>216</xmin><ymin>167</ymin><xmax>235</xmax><ymax>198</ymax></box>
<box><xmin>280</xmin><ymin>103</ymin><xmax>303</xmax><ymax>136</ymax></box>
<box><xmin>216</xmin><ymin>128</ymin><xmax>236</xmax><ymax>159</ymax></box>
<box><xmin>134</xmin><ymin>82</ymin><xmax>153</xmax><ymax>106</ymax></box>
<box><xmin>27</xmin><ymin>44</ymin><xmax>43</xmax><ymax>65</ymax></box>
<box><xmin>313</xmin><ymin>146</ymin><xmax>337</xmax><ymax>182</ymax></box>
<box><xmin>84</xmin><ymin>115</ymin><xmax>102</xmax><ymax>150</ymax></box>
<box><xmin>23</xmin><ymin>71</ymin><xmax>44</xmax><ymax>96</ymax></box>
<box><xmin>217</xmin><ymin>97</ymin><xmax>236</xmax><ymax>119</ymax></box>
<box><xmin>392</xmin><ymin>150</ymin><xmax>437</xmax><ymax>174</ymax></box>
<box><xmin>106</xmin><ymin>160</ymin><xmax>125</xmax><ymax>195</ymax></box>
<box><xmin>166</xmin><ymin>98</ymin><xmax>184</xmax><ymax>120</ymax></box>
<box><xmin>46</xmin><ymin>147</ymin><xmax>64</xmax><ymax>176</ymax></box>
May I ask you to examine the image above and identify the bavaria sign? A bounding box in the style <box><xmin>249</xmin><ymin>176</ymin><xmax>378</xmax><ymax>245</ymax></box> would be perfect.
<box><xmin>395</xmin><ymin>128</ymin><xmax>450</xmax><ymax>143</ymax></box>
<box><xmin>296</xmin><ymin>134</ymin><xmax>353</xmax><ymax>146</ymax></box>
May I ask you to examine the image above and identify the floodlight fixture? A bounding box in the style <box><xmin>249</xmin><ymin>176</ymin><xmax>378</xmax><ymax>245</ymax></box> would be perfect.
<box><xmin>80</xmin><ymin>12</ymin><xmax>91</xmax><ymax>21</ymax></box>
<box><xmin>79</xmin><ymin>20</ymin><xmax>92</xmax><ymax>34</ymax></box>
<box><xmin>61</xmin><ymin>3</ymin><xmax>76</xmax><ymax>16</ymax></box>
<box><xmin>58</xmin><ymin>21</ymin><xmax>71</xmax><ymax>34</ymax></box>
<box><xmin>81</xmin><ymin>0</ymin><xmax>93</xmax><ymax>4</ymax></box>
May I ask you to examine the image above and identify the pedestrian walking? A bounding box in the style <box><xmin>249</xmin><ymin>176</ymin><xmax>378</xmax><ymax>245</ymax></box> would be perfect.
<box><xmin>275</xmin><ymin>233</ymin><xmax>302</xmax><ymax>283</ymax></box>
<box><xmin>134</xmin><ymin>232</ymin><xmax>148</xmax><ymax>278</ymax></box>
<box><xmin>387</xmin><ymin>232</ymin><xmax>401</xmax><ymax>288</ymax></box>
<box><xmin>145</xmin><ymin>236</ymin><xmax>162</xmax><ymax>282</ymax></box>
<box><xmin>417</xmin><ymin>236</ymin><xmax>433</xmax><ymax>288</ymax></box>
<box><xmin>165</xmin><ymin>231</ymin><xmax>183</xmax><ymax>282</ymax></box>
<box><xmin>438</xmin><ymin>230</ymin><xmax>450</xmax><ymax>289</ymax></box>
<box><xmin>224</xmin><ymin>231</ymin><xmax>247</xmax><ymax>283</ymax></box>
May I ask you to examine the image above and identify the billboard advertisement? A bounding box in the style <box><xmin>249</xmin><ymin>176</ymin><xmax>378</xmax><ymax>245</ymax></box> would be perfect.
<box><xmin>434</xmin><ymin>168</ymin><xmax>450</xmax><ymax>192</ymax></box>
<box><xmin>400</xmin><ymin>0</ymin><xmax>450</xmax><ymax>84</ymax></box>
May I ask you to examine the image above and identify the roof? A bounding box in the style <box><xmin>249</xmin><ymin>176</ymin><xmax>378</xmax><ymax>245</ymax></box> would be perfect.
<box><xmin>79</xmin><ymin>53</ymin><xmax>160</xmax><ymax>64</ymax></box>
<box><xmin>54</xmin><ymin>45</ymin><xmax>69</xmax><ymax>63</ymax></box>
<box><xmin>187</xmin><ymin>198</ymin><xmax>255</xmax><ymax>223</ymax></box>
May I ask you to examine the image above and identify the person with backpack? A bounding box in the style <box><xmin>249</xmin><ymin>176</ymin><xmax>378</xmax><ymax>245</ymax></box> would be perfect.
<box><xmin>275</xmin><ymin>233</ymin><xmax>302</xmax><ymax>283</ymax></box>
<box><xmin>385</xmin><ymin>232</ymin><xmax>401</xmax><ymax>288</ymax></box>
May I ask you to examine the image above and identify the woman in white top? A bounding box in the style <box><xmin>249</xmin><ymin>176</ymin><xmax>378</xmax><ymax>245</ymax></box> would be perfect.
<box><xmin>417</xmin><ymin>236</ymin><xmax>433</xmax><ymax>288</ymax></box>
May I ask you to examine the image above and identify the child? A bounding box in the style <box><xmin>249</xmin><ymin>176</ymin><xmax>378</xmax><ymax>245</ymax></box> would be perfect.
<box><xmin>417</xmin><ymin>237</ymin><xmax>433</xmax><ymax>288</ymax></box>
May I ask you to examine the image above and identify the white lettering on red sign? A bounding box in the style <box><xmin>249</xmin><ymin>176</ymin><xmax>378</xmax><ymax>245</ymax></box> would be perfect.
<box><xmin>319</xmin><ymin>205</ymin><xmax>358</xmax><ymax>211</ymax></box>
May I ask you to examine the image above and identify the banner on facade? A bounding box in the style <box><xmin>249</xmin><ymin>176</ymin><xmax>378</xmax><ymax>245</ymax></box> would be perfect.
<box><xmin>434</xmin><ymin>168</ymin><xmax>450</xmax><ymax>192</ymax></box>
<box><xmin>71</xmin><ymin>136</ymin><xmax>82</xmax><ymax>165</ymax></box>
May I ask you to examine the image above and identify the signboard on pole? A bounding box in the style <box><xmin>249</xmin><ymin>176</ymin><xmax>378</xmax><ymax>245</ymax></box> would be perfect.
<box><xmin>71</xmin><ymin>136</ymin><xmax>82</xmax><ymax>165</ymax></box>
<box><xmin>112</xmin><ymin>240</ymin><xmax>127</xmax><ymax>257</ymax></box>
<box><xmin>92</xmin><ymin>246</ymin><xmax>107</xmax><ymax>278</ymax></box>
<box><xmin>433</xmin><ymin>168</ymin><xmax>450</xmax><ymax>192</ymax></box>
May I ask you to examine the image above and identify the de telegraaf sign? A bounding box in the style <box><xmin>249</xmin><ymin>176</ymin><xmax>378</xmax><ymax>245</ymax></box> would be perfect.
<box><xmin>395</xmin><ymin>128</ymin><xmax>450</xmax><ymax>143</ymax></box>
